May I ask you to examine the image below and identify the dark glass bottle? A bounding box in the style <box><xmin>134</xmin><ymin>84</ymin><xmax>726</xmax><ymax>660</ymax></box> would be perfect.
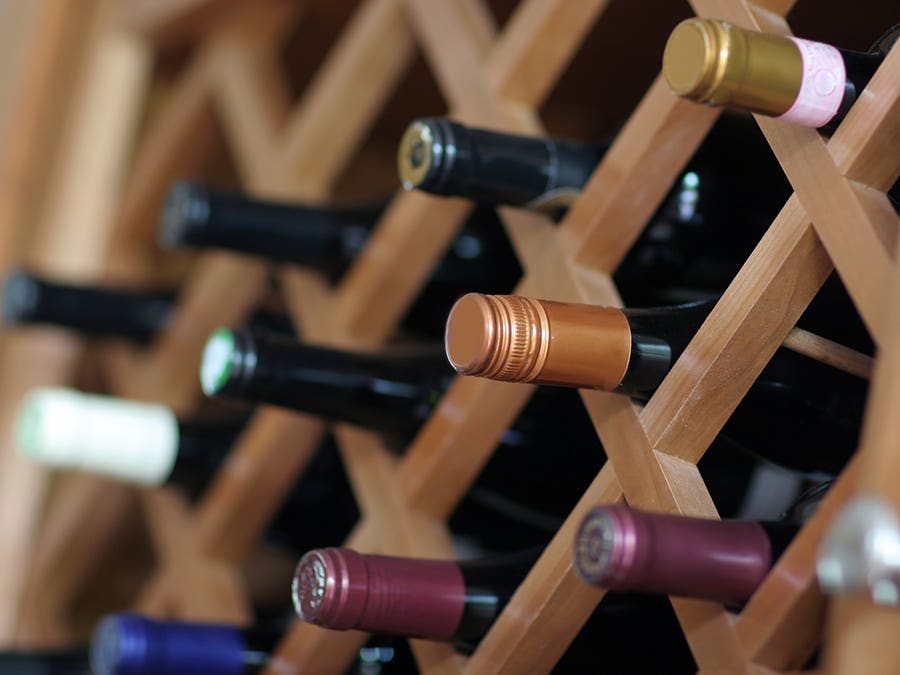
<box><xmin>1</xmin><ymin>269</ymin><xmax>172</xmax><ymax>342</ymax></box>
<box><xmin>199</xmin><ymin>326</ymin><xmax>802</xmax><ymax>540</ymax></box>
<box><xmin>199</xmin><ymin>328</ymin><xmax>608</xmax><ymax>546</ymax></box>
<box><xmin>14</xmin><ymin>387</ymin><xmax>361</xmax><ymax>553</ymax></box>
<box><xmin>574</xmin><ymin>504</ymin><xmax>804</xmax><ymax>606</ymax></box>
<box><xmin>397</xmin><ymin>118</ymin><xmax>605</xmax><ymax>213</ymax></box>
<box><xmin>292</xmin><ymin>546</ymin><xmax>696</xmax><ymax>672</ymax></box>
<box><xmin>0</xmin><ymin>269</ymin><xmax>299</xmax><ymax>343</ymax></box>
<box><xmin>664</xmin><ymin>19</ymin><xmax>900</xmax><ymax>131</ymax></box>
<box><xmin>445</xmin><ymin>293</ymin><xmax>869</xmax><ymax>476</ymax></box>
<box><xmin>0</xmin><ymin>647</ymin><xmax>90</xmax><ymax>675</ymax></box>
<box><xmin>90</xmin><ymin>613</ymin><xmax>416</xmax><ymax>675</ymax></box>
<box><xmin>15</xmin><ymin>387</ymin><xmax>246</xmax><ymax>494</ymax></box>
<box><xmin>159</xmin><ymin>182</ymin><xmax>522</xmax><ymax>338</ymax></box>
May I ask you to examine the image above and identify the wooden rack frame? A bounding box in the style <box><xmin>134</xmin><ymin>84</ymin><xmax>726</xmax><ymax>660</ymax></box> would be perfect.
<box><xmin>7</xmin><ymin>0</ymin><xmax>900</xmax><ymax>672</ymax></box>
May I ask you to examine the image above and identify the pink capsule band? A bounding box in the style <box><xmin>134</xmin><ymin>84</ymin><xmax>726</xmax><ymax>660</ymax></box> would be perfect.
<box><xmin>778</xmin><ymin>37</ymin><xmax>846</xmax><ymax>128</ymax></box>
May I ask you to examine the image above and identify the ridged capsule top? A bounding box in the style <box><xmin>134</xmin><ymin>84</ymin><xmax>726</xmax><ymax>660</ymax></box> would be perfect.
<box><xmin>663</xmin><ymin>18</ymin><xmax>802</xmax><ymax>116</ymax></box>
<box><xmin>445</xmin><ymin>293</ymin><xmax>632</xmax><ymax>390</ymax></box>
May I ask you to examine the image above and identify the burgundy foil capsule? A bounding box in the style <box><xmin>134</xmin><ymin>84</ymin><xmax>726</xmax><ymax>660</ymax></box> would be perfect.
<box><xmin>574</xmin><ymin>505</ymin><xmax>775</xmax><ymax>605</ymax></box>
<box><xmin>293</xmin><ymin>547</ymin><xmax>466</xmax><ymax>640</ymax></box>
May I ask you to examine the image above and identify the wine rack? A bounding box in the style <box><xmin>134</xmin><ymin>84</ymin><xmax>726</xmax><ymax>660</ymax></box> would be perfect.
<box><xmin>3</xmin><ymin>0</ymin><xmax>899</xmax><ymax>672</ymax></box>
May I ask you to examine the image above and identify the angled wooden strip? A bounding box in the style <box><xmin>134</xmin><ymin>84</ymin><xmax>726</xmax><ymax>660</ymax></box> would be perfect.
<box><xmin>333</xmin><ymin>191</ymin><xmax>473</xmax><ymax>342</ymax></box>
<box><xmin>823</xmin><ymin>597</ymin><xmax>900</xmax><ymax>675</ymax></box>
<box><xmin>13</xmin><ymin>474</ymin><xmax>136</xmax><ymax>645</ymax></box>
<box><xmin>404</xmin><ymin>0</ymin><xmax>500</xmax><ymax>120</ymax></box>
<box><xmin>564</xmin><ymin>77</ymin><xmax>721</xmax><ymax>270</ymax></box>
<box><xmin>641</xmin><ymin>196</ymin><xmax>832</xmax><ymax>463</ymax></box>
<box><xmin>830</xmin><ymin>44</ymin><xmax>900</xmax><ymax>192</ymax></box>
<box><xmin>397</xmin><ymin>376</ymin><xmax>537</xmax><ymax>519</ymax></box>
<box><xmin>196</xmin><ymin>409</ymin><xmax>325</xmax><ymax>563</ymax></box>
<box><xmin>735</xmin><ymin>459</ymin><xmax>859</xmax><ymax>670</ymax></box>
<box><xmin>104</xmin><ymin>54</ymin><xmax>217</xmax><ymax>264</ymax></box>
<box><xmin>130</xmin><ymin>253</ymin><xmax>271</xmax><ymax>413</ymax></box>
<box><xmin>463</xmin><ymin>466</ymin><xmax>620</xmax><ymax>675</ymax></box>
<box><xmin>782</xmin><ymin>328</ymin><xmax>873</xmax><ymax>380</ymax></box>
<box><xmin>755</xmin><ymin>120</ymin><xmax>894</xmax><ymax>344</ymax></box>
<box><xmin>485</xmin><ymin>0</ymin><xmax>610</xmax><ymax>107</ymax></box>
<box><xmin>118</xmin><ymin>0</ymin><xmax>241</xmax><ymax>44</ymax></box>
<box><xmin>280</xmin><ymin>0</ymin><xmax>415</xmax><ymax>196</ymax></box>
<box><xmin>171</xmin><ymin>557</ymin><xmax>251</xmax><ymax>623</ymax></box>
<box><xmin>140</xmin><ymin>489</ymin><xmax>198</xmax><ymax>566</ymax></box>
<box><xmin>0</xmin><ymin>0</ymin><xmax>84</xmax><ymax>274</ymax></box>
<box><xmin>208</xmin><ymin>35</ymin><xmax>293</xmax><ymax>184</ymax></box>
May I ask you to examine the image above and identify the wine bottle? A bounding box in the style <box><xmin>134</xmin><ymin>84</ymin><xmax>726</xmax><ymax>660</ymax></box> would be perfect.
<box><xmin>573</xmin><ymin>504</ymin><xmax>801</xmax><ymax>605</ymax></box>
<box><xmin>663</xmin><ymin>18</ymin><xmax>900</xmax><ymax>131</ymax></box>
<box><xmin>292</xmin><ymin>546</ymin><xmax>696</xmax><ymax>671</ymax></box>
<box><xmin>90</xmin><ymin>613</ymin><xmax>415</xmax><ymax>675</ymax></box>
<box><xmin>15</xmin><ymin>388</ymin><xmax>245</xmax><ymax>494</ymax></box>
<box><xmin>159</xmin><ymin>182</ymin><xmax>522</xmax><ymax>338</ymax></box>
<box><xmin>0</xmin><ymin>269</ymin><xmax>299</xmax><ymax>343</ymax></box>
<box><xmin>0</xmin><ymin>647</ymin><xmax>90</xmax><ymax>675</ymax></box>
<box><xmin>15</xmin><ymin>387</ymin><xmax>361</xmax><ymax>553</ymax></box>
<box><xmin>1</xmin><ymin>269</ymin><xmax>173</xmax><ymax>342</ymax></box>
<box><xmin>444</xmin><ymin>293</ymin><xmax>869</xmax><ymax>475</ymax></box>
<box><xmin>397</xmin><ymin>118</ymin><xmax>605</xmax><ymax>212</ymax></box>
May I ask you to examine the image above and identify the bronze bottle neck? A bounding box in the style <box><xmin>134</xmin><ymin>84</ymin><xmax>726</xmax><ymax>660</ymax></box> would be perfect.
<box><xmin>444</xmin><ymin>293</ymin><xmax>632</xmax><ymax>391</ymax></box>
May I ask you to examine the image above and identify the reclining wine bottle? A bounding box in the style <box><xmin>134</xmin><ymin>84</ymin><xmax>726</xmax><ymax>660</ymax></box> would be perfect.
<box><xmin>291</xmin><ymin>546</ymin><xmax>696</xmax><ymax>671</ymax></box>
<box><xmin>1</xmin><ymin>269</ymin><xmax>173</xmax><ymax>342</ymax></box>
<box><xmin>0</xmin><ymin>269</ymin><xmax>297</xmax><ymax>343</ymax></box>
<box><xmin>397</xmin><ymin>117</ymin><xmax>606</xmax><ymax>212</ymax></box>
<box><xmin>663</xmin><ymin>18</ymin><xmax>900</xmax><ymax>131</ymax></box>
<box><xmin>159</xmin><ymin>182</ymin><xmax>522</xmax><ymax>337</ymax></box>
<box><xmin>444</xmin><ymin>293</ymin><xmax>869</xmax><ymax>476</ymax></box>
<box><xmin>16</xmin><ymin>388</ymin><xmax>246</xmax><ymax>494</ymax></box>
<box><xmin>198</xmin><ymin>326</ymin><xmax>807</xmax><ymax>527</ymax></box>
<box><xmin>0</xmin><ymin>646</ymin><xmax>90</xmax><ymax>675</ymax></box>
<box><xmin>14</xmin><ymin>387</ymin><xmax>360</xmax><ymax>552</ymax></box>
<box><xmin>198</xmin><ymin>330</ymin><xmax>602</xmax><ymax>540</ymax></box>
<box><xmin>12</xmin><ymin>384</ymin><xmax>589</xmax><ymax>552</ymax></box>
<box><xmin>90</xmin><ymin>613</ymin><xmax>414</xmax><ymax>675</ymax></box>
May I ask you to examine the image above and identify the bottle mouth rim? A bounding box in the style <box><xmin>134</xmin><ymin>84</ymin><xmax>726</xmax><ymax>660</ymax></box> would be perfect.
<box><xmin>158</xmin><ymin>181</ymin><xmax>210</xmax><ymax>249</ymax></box>
<box><xmin>397</xmin><ymin>120</ymin><xmax>437</xmax><ymax>191</ymax></box>
<box><xmin>200</xmin><ymin>328</ymin><xmax>237</xmax><ymax>396</ymax></box>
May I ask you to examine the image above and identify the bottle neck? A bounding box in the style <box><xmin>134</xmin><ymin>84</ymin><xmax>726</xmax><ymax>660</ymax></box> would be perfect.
<box><xmin>165</xmin><ymin>417</ymin><xmax>247</xmax><ymax>495</ymax></box>
<box><xmin>2</xmin><ymin>271</ymin><xmax>172</xmax><ymax>342</ymax></box>
<box><xmin>160</xmin><ymin>183</ymin><xmax>383</xmax><ymax>278</ymax></box>
<box><xmin>618</xmin><ymin>299</ymin><xmax>716</xmax><ymax>394</ymax></box>
<box><xmin>399</xmin><ymin>118</ymin><xmax>604</xmax><ymax>212</ymax></box>
<box><xmin>205</xmin><ymin>330</ymin><xmax>452</xmax><ymax>438</ymax></box>
<box><xmin>0</xmin><ymin>648</ymin><xmax>90</xmax><ymax>675</ymax></box>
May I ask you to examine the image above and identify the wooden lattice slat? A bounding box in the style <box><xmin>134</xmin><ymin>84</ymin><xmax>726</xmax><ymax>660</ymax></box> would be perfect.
<box><xmin>8</xmin><ymin>0</ymin><xmax>900</xmax><ymax>673</ymax></box>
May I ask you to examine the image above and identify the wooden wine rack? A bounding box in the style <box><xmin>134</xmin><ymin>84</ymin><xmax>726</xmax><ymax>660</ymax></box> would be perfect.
<box><xmin>3</xmin><ymin>0</ymin><xmax>899</xmax><ymax>672</ymax></box>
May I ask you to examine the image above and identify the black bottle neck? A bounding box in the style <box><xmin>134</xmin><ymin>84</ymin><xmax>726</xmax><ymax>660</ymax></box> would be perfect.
<box><xmin>209</xmin><ymin>330</ymin><xmax>453</xmax><ymax>438</ymax></box>
<box><xmin>618</xmin><ymin>299</ymin><xmax>717</xmax><ymax>394</ymax></box>
<box><xmin>2</xmin><ymin>271</ymin><xmax>172</xmax><ymax>342</ymax></box>
<box><xmin>165</xmin><ymin>416</ymin><xmax>249</xmax><ymax>496</ymax></box>
<box><xmin>0</xmin><ymin>648</ymin><xmax>91</xmax><ymax>675</ymax></box>
<box><xmin>453</xmin><ymin>548</ymin><xmax>543</xmax><ymax>652</ymax></box>
<box><xmin>401</xmin><ymin>118</ymin><xmax>605</xmax><ymax>212</ymax></box>
<box><xmin>160</xmin><ymin>183</ymin><xmax>383</xmax><ymax>279</ymax></box>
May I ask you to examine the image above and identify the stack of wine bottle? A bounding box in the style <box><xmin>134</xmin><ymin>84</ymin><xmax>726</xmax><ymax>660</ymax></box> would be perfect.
<box><xmin>3</xmin><ymin>17</ymin><xmax>896</xmax><ymax>674</ymax></box>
